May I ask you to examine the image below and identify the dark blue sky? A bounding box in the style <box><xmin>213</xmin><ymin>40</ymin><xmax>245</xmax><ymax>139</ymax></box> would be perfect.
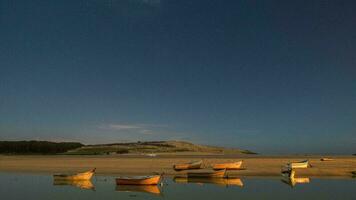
<box><xmin>0</xmin><ymin>0</ymin><xmax>355</xmax><ymax>154</ymax></box>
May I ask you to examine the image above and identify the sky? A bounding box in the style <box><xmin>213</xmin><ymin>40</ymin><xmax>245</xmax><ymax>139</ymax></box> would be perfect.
<box><xmin>0</xmin><ymin>0</ymin><xmax>355</xmax><ymax>154</ymax></box>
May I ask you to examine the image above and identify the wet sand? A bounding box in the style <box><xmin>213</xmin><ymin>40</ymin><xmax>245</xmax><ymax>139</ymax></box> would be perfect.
<box><xmin>1</xmin><ymin>155</ymin><xmax>355</xmax><ymax>177</ymax></box>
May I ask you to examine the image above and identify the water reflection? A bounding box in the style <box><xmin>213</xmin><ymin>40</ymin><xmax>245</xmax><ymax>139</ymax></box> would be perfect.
<box><xmin>2</xmin><ymin>173</ymin><xmax>356</xmax><ymax>200</ymax></box>
<box><xmin>53</xmin><ymin>179</ymin><xmax>95</xmax><ymax>190</ymax></box>
<box><xmin>116</xmin><ymin>185</ymin><xmax>162</xmax><ymax>195</ymax></box>
<box><xmin>173</xmin><ymin>177</ymin><xmax>243</xmax><ymax>187</ymax></box>
<box><xmin>281</xmin><ymin>177</ymin><xmax>310</xmax><ymax>187</ymax></box>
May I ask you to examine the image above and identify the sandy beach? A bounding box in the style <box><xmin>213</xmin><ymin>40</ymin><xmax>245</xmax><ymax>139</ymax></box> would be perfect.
<box><xmin>1</xmin><ymin>155</ymin><xmax>355</xmax><ymax>177</ymax></box>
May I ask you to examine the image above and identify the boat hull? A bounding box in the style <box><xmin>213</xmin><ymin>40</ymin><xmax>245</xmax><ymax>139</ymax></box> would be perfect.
<box><xmin>116</xmin><ymin>175</ymin><xmax>161</xmax><ymax>185</ymax></box>
<box><xmin>287</xmin><ymin>160</ymin><xmax>309</xmax><ymax>169</ymax></box>
<box><xmin>53</xmin><ymin>169</ymin><xmax>95</xmax><ymax>181</ymax></box>
<box><xmin>212</xmin><ymin>161</ymin><xmax>242</xmax><ymax>170</ymax></box>
<box><xmin>173</xmin><ymin>160</ymin><xmax>202</xmax><ymax>171</ymax></box>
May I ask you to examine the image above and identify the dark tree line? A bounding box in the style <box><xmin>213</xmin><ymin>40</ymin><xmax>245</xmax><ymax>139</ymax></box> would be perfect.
<box><xmin>0</xmin><ymin>141</ymin><xmax>84</xmax><ymax>154</ymax></box>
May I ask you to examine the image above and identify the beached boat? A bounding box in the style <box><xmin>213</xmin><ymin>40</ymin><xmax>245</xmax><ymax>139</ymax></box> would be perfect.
<box><xmin>173</xmin><ymin>160</ymin><xmax>203</xmax><ymax>171</ymax></box>
<box><xmin>116</xmin><ymin>175</ymin><xmax>161</xmax><ymax>185</ymax></box>
<box><xmin>320</xmin><ymin>158</ymin><xmax>333</xmax><ymax>161</ymax></box>
<box><xmin>286</xmin><ymin>160</ymin><xmax>309</xmax><ymax>169</ymax></box>
<box><xmin>174</xmin><ymin>177</ymin><xmax>243</xmax><ymax>187</ymax></box>
<box><xmin>53</xmin><ymin>168</ymin><xmax>96</xmax><ymax>181</ymax></box>
<box><xmin>116</xmin><ymin>185</ymin><xmax>161</xmax><ymax>195</ymax></box>
<box><xmin>212</xmin><ymin>161</ymin><xmax>243</xmax><ymax>170</ymax></box>
<box><xmin>53</xmin><ymin>179</ymin><xmax>95</xmax><ymax>190</ymax></box>
<box><xmin>187</xmin><ymin>169</ymin><xmax>226</xmax><ymax>178</ymax></box>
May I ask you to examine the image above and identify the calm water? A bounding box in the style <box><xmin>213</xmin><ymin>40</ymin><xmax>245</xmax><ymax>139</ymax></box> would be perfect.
<box><xmin>0</xmin><ymin>173</ymin><xmax>355</xmax><ymax>200</ymax></box>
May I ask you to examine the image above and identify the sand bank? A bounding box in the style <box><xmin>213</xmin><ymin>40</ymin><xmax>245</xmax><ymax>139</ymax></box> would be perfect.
<box><xmin>0</xmin><ymin>155</ymin><xmax>355</xmax><ymax>177</ymax></box>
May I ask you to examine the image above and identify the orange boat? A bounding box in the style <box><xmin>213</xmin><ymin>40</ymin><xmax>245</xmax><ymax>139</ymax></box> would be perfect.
<box><xmin>116</xmin><ymin>175</ymin><xmax>161</xmax><ymax>185</ymax></box>
<box><xmin>212</xmin><ymin>161</ymin><xmax>243</xmax><ymax>170</ymax></box>
<box><xmin>173</xmin><ymin>160</ymin><xmax>202</xmax><ymax>171</ymax></box>
<box><xmin>187</xmin><ymin>169</ymin><xmax>226</xmax><ymax>178</ymax></box>
<box><xmin>53</xmin><ymin>168</ymin><xmax>96</xmax><ymax>181</ymax></box>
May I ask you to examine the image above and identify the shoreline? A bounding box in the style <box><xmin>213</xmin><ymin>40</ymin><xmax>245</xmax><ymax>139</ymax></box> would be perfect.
<box><xmin>1</xmin><ymin>155</ymin><xmax>355</xmax><ymax>178</ymax></box>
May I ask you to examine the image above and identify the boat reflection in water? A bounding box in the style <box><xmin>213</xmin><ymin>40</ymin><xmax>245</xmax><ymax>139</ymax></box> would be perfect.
<box><xmin>281</xmin><ymin>170</ymin><xmax>310</xmax><ymax>188</ymax></box>
<box><xmin>53</xmin><ymin>179</ymin><xmax>95</xmax><ymax>190</ymax></box>
<box><xmin>173</xmin><ymin>177</ymin><xmax>244</xmax><ymax>187</ymax></box>
<box><xmin>281</xmin><ymin>176</ymin><xmax>310</xmax><ymax>187</ymax></box>
<box><xmin>116</xmin><ymin>185</ymin><xmax>162</xmax><ymax>196</ymax></box>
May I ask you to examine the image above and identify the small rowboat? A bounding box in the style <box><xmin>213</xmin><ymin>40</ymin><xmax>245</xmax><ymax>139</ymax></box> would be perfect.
<box><xmin>116</xmin><ymin>175</ymin><xmax>161</xmax><ymax>185</ymax></box>
<box><xmin>286</xmin><ymin>160</ymin><xmax>309</xmax><ymax>169</ymax></box>
<box><xmin>53</xmin><ymin>168</ymin><xmax>96</xmax><ymax>181</ymax></box>
<box><xmin>212</xmin><ymin>161</ymin><xmax>242</xmax><ymax>170</ymax></box>
<box><xmin>187</xmin><ymin>169</ymin><xmax>226</xmax><ymax>178</ymax></box>
<box><xmin>173</xmin><ymin>160</ymin><xmax>202</xmax><ymax>171</ymax></box>
<box><xmin>320</xmin><ymin>158</ymin><xmax>333</xmax><ymax>161</ymax></box>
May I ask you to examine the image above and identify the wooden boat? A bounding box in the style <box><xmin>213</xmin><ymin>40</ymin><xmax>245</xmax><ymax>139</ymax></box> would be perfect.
<box><xmin>174</xmin><ymin>177</ymin><xmax>243</xmax><ymax>187</ymax></box>
<box><xmin>53</xmin><ymin>179</ymin><xmax>95</xmax><ymax>190</ymax></box>
<box><xmin>320</xmin><ymin>158</ymin><xmax>333</xmax><ymax>161</ymax></box>
<box><xmin>286</xmin><ymin>160</ymin><xmax>309</xmax><ymax>169</ymax></box>
<box><xmin>116</xmin><ymin>175</ymin><xmax>161</xmax><ymax>185</ymax></box>
<box><xmin>187</xmin><ymin>169</ymin><xmax>226</xmax><ymax>178</ymax></box>
<box><xmin>53</xmin><ymin>168</ymin><xmax>96</xmax><ymax>181</ymax></box>
<box><xmin>212</xmin><ymin>161</ymin><xmax>242</xmax><ymax>170</ymax></box>
<box><xmin>116</xmin><ymin>185</ymin><xmax>161</xmax><ymax>195</ymax></box>
<box><xmin>173</xmin><ymin>160</ymin><xmax>203</xmax><ymax>171</ymax></box>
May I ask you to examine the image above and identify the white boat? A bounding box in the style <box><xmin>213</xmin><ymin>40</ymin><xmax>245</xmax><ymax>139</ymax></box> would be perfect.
<box><xmin>286</xmin><ymin>160</ymin><xmax>309</xmax><ymax>169</ymax></box>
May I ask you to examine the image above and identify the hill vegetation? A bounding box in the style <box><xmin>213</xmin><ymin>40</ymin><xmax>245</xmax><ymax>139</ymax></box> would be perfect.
<box><xmin>65</xmin><ymin>141</ymin><xmax>256</xmax><ymax>155</ymax></box>
<box><xmin>0</xmin><ymin>141</ymin><xmax>83</xmax><ymax>155</ymax></box>
<box><xmin>0</xmin><ymin>140</ymin><xmax>255</xmax><ymax>155</ymax></box>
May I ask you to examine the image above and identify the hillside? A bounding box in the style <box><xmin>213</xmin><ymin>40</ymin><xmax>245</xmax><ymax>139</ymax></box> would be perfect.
<box><xmin>65</xmin><ymin>141</ymin><xmax>256</xmax><ymax>155</ymax></box>
<box><xmin>0</xmin><ymin>141</ymin><xmax>83</xmax><ymax>155</ymax></box>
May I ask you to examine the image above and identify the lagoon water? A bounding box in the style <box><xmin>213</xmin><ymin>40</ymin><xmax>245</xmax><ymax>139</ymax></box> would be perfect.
<box><xmin>0</xmin><ymin>173</ymin><xmax>355</xmax><ymax>200</ymax></box>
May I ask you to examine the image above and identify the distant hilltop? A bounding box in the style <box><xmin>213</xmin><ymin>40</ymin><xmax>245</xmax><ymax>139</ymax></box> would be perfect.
<box><xmin>66</xmin><ymin>140</ymin><xmax>256</xmax><ymax>155</ymax></box>
<box><xmin>0</xmin><ymin>140</ymin><xmax>256</xmax><ymax>155</ymax></box>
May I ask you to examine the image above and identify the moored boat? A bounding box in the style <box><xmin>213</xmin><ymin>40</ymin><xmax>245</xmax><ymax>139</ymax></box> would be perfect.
<box><xmin>286</xmin><ymin>160</ymin><xmax>309</xmax><ymax>169</ymax></box>
<box><xmin>212</xmin><ymin>161</ymin><xmax>243</xmax><ymax>170</ymax></box>
<box><xmin>116</xmin><ymin>175</ymin><xmax>161</xmax><ymax>185</ymax></box>
<box><xmin>320</xmin><ymin>158</ymin><xmax>333</xmax><ymax>161</ymax></box>
<box><xmin>173</xmin><ymin>160</ymin><xmax>203</xmax><ymax>171</ymax></box>
<box><xmin>187</xmin><ymin>169</ymin><xmax>226</xmax><ymax>178</ymax></box>
<box><xmin>53</xmin><ymin>168</ymin><xmax>96</xmax><ymax>181</ymax></box>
